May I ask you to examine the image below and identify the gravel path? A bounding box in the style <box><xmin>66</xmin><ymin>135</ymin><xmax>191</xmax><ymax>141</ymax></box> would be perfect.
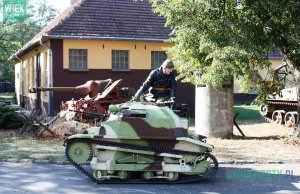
<box><xmin>194</xmin><ymin>122</ymin><xmax>300</xmax><ymax>162</ymax></box>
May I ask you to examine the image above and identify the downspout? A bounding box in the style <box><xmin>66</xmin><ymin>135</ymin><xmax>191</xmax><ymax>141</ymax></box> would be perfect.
<box><xmin>14</xmin><ymin>55</ymin><xmax>24</xmax><ymax>107</ymax></box>
<box><xmin>39</xmin><ymin>38</ymin><xmax>53</xmax><ymax>117</ymax></box>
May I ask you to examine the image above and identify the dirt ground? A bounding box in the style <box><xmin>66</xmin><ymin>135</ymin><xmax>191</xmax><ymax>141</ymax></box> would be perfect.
<box><xmin>1</xmin><ymin>119</ymin><xmax>299</xmax><ymax>163</ymax></box>
<box><xmin>190</xmin><ymin>122</ymin><xmax>300</xmax><ymax>162</ymax></box>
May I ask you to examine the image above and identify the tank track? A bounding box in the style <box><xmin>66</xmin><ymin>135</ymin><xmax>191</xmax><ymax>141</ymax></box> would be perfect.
<box><xmin>267</xmin><ymin>101</ymin><xmax>297</xmax><ymax>106</ymax></box>
<box><xmin>64</xmin><ymin>138</ymin><xmax>218</xmax><ymax>184</ymax></box>
<box><xmin>262</xmin><ymin>101</ymin><xmax>298</xmax><ymax>124</ymax></box>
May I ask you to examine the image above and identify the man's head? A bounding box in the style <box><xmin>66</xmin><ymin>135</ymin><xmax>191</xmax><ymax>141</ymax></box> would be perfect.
<box><xmin>161</xmin><ymin>59</ymin><xmax>174</xmax><ymax>75</ymax></box>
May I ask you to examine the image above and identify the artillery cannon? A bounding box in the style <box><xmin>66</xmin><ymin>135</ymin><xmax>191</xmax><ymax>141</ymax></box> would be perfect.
<box><xmin>29</xmin><ymin>79</ymin><xmax>112</xmax><ymax>98</ymax></box>
<box><xmin>29</xmin><ymin>79</ymin><xmax>136</xmax><ymax>123</ymax></box>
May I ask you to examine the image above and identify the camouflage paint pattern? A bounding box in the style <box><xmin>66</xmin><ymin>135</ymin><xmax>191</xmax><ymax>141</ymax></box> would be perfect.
<box><xmin>67</xmin><ymin>102</ymin><xmax>215</xmax><ymax>179</ymax></box>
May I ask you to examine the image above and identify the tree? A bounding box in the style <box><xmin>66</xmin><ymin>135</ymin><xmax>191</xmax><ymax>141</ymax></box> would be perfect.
<box><xmin>150</xmin><ymin>0</ymin><xmax>300</xmax><ymax>138</ymax></box>
<box><xmin>0</xmin><ymin>0</ymin><xmax>58</xmax><ymax>84</ymax></box>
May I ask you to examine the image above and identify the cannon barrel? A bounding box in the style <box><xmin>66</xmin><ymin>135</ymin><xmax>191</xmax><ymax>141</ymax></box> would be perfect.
<box><xmin>29</xmin><ymin>79</ymin><xmax>112</xmax><ymax>98</ymax></box>
<box><xmin>29</xmin><ymin>87</ymin><xmax>76</xmax><ymax>93</ymax></box>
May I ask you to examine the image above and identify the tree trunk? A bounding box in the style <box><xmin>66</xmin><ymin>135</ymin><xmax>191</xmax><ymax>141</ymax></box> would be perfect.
<box><xmin>278</xmin><ymin>47</ymin><xmax>300</xmax><ymax>139</ymax></box>
<box><xmin>291</xmin><ymin>67</ymin><xmax>300</xmax><ymax>139</ymax></box>
<box><xmin>284</xmin><ymin>58</ymin><xmax>300</xmax><ymax>139</ymax></box>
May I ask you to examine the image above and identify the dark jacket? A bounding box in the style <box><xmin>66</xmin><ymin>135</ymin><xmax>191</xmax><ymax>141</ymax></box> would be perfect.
<box><xmin>135</xmin><ymin>67</ymin><xmax>176</xmax><ymax>100</ymax></box>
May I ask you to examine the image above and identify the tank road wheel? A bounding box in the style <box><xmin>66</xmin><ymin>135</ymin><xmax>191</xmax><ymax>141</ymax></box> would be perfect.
<box><xmin>93</xmin><ymin>170</ymin><xmax>107</xmax><ymax>181</ymax></box>
<box><xmin>141</xmin><ymin>171</ymin><xmax>154</xmax><ymax>180</ymax></box>
<box><xmin>259</xmin><ymin>104</ymin><xmax>269</xmax><ymax>116</ymax></box>
<box><xmin>164</xmin><ymin>172</ymin><xmax>179</xmax><ymax>181</ymax></box>
<box><xmin>272</xmin><ymin>111</ymin><xmax>285</xmax><ymax>125</ymax></box>
<box><xmin>67</xmin><ymin>141</ymin><xmax>92</xmax><ymax>165</ymax></box>
<box><xmin>203</xmin><ymin>153</ymin><xmax>218</xmax><ymax>179</ymax></box>
<box><xmin>118</xmin><ymin>171</ymin><xmax>130</xmax><ymax>180</ymax></box>
<box><xmin>284</xmin><ymin>112</ymin><xmax>297</xmax><ymax>127</ymax></box>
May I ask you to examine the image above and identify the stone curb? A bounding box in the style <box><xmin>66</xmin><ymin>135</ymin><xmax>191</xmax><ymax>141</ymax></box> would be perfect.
<box><xmin>19</xmin><ymin>159</ymin><xmax>33</xmax><ymax>164</ymax></box>
<box><xmin>0</xmin><ymin>158</ymin><xmax>69</xmax><ymax>165</ymax></box>
<box><xmin>6</xmin><ymin>158</ymin><xmax>18</xmax><ymax>163</ymax></box>
<box><xmin>34</xmin><ymin>160</ymin><xmax>51</xmax><ymax>164</ymax></box>
<box><xmin>1</xmin><ymin>158</ymin><xmax>300</xmax><ymax>165</ymax></box>
<box><xmin>53</xmin><ymin>160</ymin><xmax>70</xmax><ymax>165</ymax></box>
<box><xmin>235</xmin><ymin>160</ymin><xmax>257</xmax><ymax>164</ymax></box>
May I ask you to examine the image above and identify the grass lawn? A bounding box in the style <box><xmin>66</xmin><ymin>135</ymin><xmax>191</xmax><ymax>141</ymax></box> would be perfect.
<box><xmin>189</xmin><ymin>103</ymin><xmax>264</xmax><ymax>127</ymax></box>
<box><xmin>0</xmin><ymin>93</ymin><xmax>15</xmax><ymax>104</ymax></box>
<box><xmin>0</xmin><ymin>93</ymin><xmax>14</xmax><ymax>99</ymax></box>
<box><xmin>233</xmin><ymin>103</ymin><xmax>265</xmax><ymax>122</ymax></box>
<box><xmin>0</xmin><ymin>130</ymin><xmax>65</xmax><ymax>162</ymax></box>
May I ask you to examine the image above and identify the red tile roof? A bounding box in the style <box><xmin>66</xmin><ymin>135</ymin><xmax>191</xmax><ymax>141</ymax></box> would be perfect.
<box><xmin>11</xmin><ymin>0</ymin><xmax>171</xmax><ymax>58</ymax></box>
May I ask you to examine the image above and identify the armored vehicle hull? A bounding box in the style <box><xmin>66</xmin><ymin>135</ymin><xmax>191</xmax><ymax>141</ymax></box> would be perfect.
<box><xmin>259</xmin><ymin>87</ymin><xmax>298</xmax><ymax>127</ymax></box>
<box><xmin>64</xmin><ymin>102</ymin><xmax>218</xmax><ymax>183</ymax></box>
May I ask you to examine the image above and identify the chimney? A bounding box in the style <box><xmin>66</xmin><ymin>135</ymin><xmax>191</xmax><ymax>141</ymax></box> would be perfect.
<box><xmin>70</xmin><ymin>0</ymin><xmax>77</xmax><ymax>6</ymax></box>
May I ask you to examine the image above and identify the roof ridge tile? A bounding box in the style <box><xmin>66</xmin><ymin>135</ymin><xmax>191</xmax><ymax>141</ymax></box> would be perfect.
<box><xmin>11</xmin><ymin>0</ymin><xmax>171</xmax><ymax>58</ymax></box>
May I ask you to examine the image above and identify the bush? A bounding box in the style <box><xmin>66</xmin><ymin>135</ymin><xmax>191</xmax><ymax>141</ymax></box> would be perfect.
<box><xmin>0</xmin><ymin>104</ymin><xmax>23</xmax><ymax>129</ymax></box>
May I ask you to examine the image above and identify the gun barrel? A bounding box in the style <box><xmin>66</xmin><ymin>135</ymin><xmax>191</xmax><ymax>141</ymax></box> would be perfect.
<box><xmin>39</xmin><ymin>87</ymin><xmax>76</xmax><ymax>92</ymax></box>
<box><xmin>29</xmin><ymin>87</ymin><xmax>76</xmax><ymax>93</ymax></box>
<box><xmin>71</xmin><ymin>110</ymin><xmax>107</xmax><ymax>119</ymax></box>
<box><xmin>28</xmin><ymin>79</ymin><xmax>113</xmax><ymax>97</ymax></box>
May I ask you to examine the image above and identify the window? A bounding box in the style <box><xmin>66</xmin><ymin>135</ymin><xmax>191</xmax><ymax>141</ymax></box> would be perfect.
<box><xmin>151</xmin><ymin>51</ymin><xmax>167</xmax><ymax>69</ymax></box>
<box><xmin>112</xmin><ymin>50</ymin><xmax>129</xmax><ymax>70</ymax></box>
<box><xmin>69</xmin><ymin>49</ymin><xmax>88</xmax><ymax>70</ymax></box>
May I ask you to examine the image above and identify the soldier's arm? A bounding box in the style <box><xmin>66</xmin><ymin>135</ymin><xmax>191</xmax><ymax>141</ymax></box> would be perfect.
<box><xmin>134</xmin><ymin>70</ymin><xmax>156</xmax><ymax>99</ymax></box>
<box><xmin>170</xmin><ymin>73</ymin><xmax>177</xmax><ymax>101</ymax></box>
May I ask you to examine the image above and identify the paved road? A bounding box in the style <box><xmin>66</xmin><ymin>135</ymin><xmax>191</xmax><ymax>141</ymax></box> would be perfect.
<box><xmin>0</xmin><ymin>162</ymin><xmax>299</xmax><ymax>194</ymax></box>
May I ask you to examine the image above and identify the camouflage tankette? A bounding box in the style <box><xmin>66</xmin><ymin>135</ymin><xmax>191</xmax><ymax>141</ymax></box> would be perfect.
<box><xmin>64</xmin><ymin>101</ymin><xmax>218</xmax><ymax>183</ymax></box>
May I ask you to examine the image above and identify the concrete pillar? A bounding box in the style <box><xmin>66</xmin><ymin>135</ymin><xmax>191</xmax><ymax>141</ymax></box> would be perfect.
<box><xmin>195</xmin><ymin>80</ymin><xmax>234</xmax><ymax>137</ymax></box>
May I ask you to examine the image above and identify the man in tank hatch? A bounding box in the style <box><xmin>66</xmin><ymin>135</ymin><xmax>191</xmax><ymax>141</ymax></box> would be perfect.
<box><xmin>132</xmin><ymin>59</ymin><xmax>177</xmax><ymax>103</ymax></box>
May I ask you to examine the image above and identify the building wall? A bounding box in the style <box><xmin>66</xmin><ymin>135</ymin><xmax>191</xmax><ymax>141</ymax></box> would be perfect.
<box><xmin>233</xmin><ymin>58</ymin><xmax>291</xmax><ymax>94</ymax></box>
<box><xmin>62</xmin><ymin>39</ymin><xmax>173</xmax><ymax>70</ymax></box>
<box><xmin>14</xmin><ymin>41</ymin><xmax>49</xmax><ymax>113</ymax></box>
<box><xmin>233</xmin><ymin>58</ymin><xmax>296</xmax><ymax>103</ymax></box>
<box><xmin>52</xmin><ymin>39</ymin><xmax>196</xmax><ymax>117</ymax></box>
<box><xmin>16</xmin><ymin>38</ymin><xmax>289</xmax><ymax>115</ymax></box>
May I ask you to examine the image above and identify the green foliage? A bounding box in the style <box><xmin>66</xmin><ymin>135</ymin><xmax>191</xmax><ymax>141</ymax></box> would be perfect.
<box><xmin>0</xmin><ymin>104</ymin><xmax>23</xmax><ymax>129</ymax></box>
<box><xmin>0</xmin><ymin>0</ymin><xmax>59</xmax><ymax>81</ymax></box>
<box><xmin>150</xmin><ymin>0</ymin><xmax>300</xmax><ymax>101</ymax></box>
